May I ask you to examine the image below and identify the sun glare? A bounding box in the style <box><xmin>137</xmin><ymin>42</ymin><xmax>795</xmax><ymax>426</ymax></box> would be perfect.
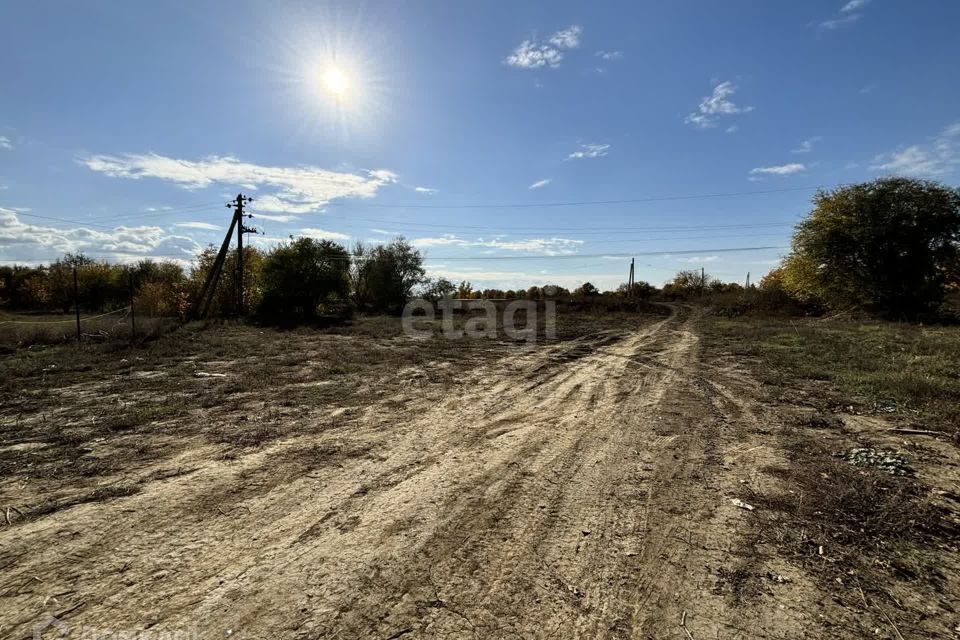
<box><xmin>322</xmin><ymin>67</ymin><xmax>350</xmax><ymax>95</ymax></box>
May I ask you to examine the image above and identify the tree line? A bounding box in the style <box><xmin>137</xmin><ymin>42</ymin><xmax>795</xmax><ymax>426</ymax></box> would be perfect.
<box><xmin>2</xmin><ymin>178</ymin><xmax>958</xmax><ymax>321</ymax></box>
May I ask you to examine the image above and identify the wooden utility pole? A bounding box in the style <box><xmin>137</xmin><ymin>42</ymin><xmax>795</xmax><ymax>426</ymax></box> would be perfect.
<box><xmin>231</xmin><ymin>193</ymin><xmax>257</xmax><ymax>316</ymax></box>
<box><xmin>235</xmin><ymin>194</ymin><xmax>244</xmax><ymax>316</ymax></box>
<box><xmin>745</xmin><ymin>272</ymin><xmax>751</xmax><ymax>289</ymax></box>
<box><xmin>701</xmin><ymin>266</ymin><xmax>705</xmax><ymax>296</ymax></box>
<box><xmin>73</xmin><ymin>265</ymin><xmax>81</xmax><ymax>343</ymax></box>
<box><xmin>190</xmin><ymin>193</ymin><xmax>256</xmax><ymax>320</ymax></box>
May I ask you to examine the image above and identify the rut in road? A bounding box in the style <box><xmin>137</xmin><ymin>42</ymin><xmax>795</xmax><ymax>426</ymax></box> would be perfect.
<box><xmin>1</xmin><ymin>309</ymin><xmax>812</xmax><ymax>639</ymax></box>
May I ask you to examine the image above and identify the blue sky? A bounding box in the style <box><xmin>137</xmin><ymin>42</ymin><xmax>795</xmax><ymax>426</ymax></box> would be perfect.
<box><xmin>2</xmin><ymin>0</ymin><xmax>959</xmax><ymax>290</ymax></box>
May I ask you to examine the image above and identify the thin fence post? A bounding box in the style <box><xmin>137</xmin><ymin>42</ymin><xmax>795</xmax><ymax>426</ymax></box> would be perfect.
<box><xmin>129</xmin><ymin>269</ymin><xmax>136</xmax><ymax>343</ymax></box>
<box><xmin>73</xmin><ymin>265</ymin><xmax>81</xmax><ymax>343</ymax></box>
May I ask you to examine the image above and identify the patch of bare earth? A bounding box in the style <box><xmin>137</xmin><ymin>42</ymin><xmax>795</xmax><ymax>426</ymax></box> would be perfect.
<box><xmin>4</xmin><ymin>309</ymin><xmax>954</xmax><ymax>638</ymax></box>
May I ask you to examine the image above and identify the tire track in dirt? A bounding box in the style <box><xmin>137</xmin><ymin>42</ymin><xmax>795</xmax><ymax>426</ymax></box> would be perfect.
<box><xmin>0</xmin><ymin>308</ymin><xmax>818</xmax><ymax>639</ymax></box>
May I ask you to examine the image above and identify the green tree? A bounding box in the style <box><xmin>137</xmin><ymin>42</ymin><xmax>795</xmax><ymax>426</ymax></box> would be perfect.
<box><xmin>258</xmin><ymin>238</ymin><xmax>349</xmax><ymax>319</ymax></box>
<box><xmin>782</xmin><ymin>178</ymin><xmax>960</xmax><ymax>315</ymax></box>
<box><xmin>574</xmin><ymin>282</ymin><xmax>600</xmax><ymax>298</ymax></box>
<box><xmin>419</xmin><ymin>277</ymin><xmax>456</xmax><ymax>301</ymax></box>
<box><xmin>351</xmin><ymin>238</ymin><xmax>425</xmax><ymax>313</ymax></box>
<box><xmin>188</xmin><ymin>246</ymin><xmax>264</xmax><ymax>317</ymax></box>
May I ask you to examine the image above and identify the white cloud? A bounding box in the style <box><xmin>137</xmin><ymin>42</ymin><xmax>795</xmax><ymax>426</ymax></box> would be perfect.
<box><xmin>0</xmin><ymin>207</ymin><xmax>201</xmax><ymax>264</ymax></box>
<box><xmin>412</xmin><ymin>234</ymin><xmax>583</xmax><ymax>256</ymax></box>
<box><xmin>685</xmin><ymin>81</ymin><xmax>754</xmax><ymax>129</ymax></box>
<box><xmin>820</xmin><ymin>13</ymin><xmax>861</xmax><ymax>29</ymax></box>
<box><xmin>414</xmin><ymin>186</ymin><xmax>438</xmax><ymax>195</ymax></box>
<box><xmin>529</xmin><ymin>178</ymin><xmax>552</xmax><ymax>190</ymax></box>
<box><xmin>725</xmin><ymin>125</ymin><xmax>739</xmax><ymax>134</ymax></box>
<box><xmin>251</xmin><ymin>213</ymin><xmax>297</xmax><ymax>222</ymax></box>
<box><xmin>819</xmin><ymin>0</ymin><xmax>869</xmax><ymax>30</ymax></box>
<box><xmin>869</xmin><ymin>123</ymin><xmax>960</xmax><ymax>177</ymax></box>
<box><xmin>369</xmin><ymin>228</ymin><xmax>393</xmax><ymax>235</ymax></box>
<box><xmin>792</xmin><ymin>136</ymin><xmax>822</xmax><ymax>153</ymax></box>
<box><xmin>567</xmin><ymin>143</ymin><xmax>610</xmax><ymax>160</ymax></box>
<box><xmin>749</xmin><ymin>163</ymin><xmax>806</xmax><ymax>177</ymax></box>
<box><xmin>548</xmin><ymin>25</ymin><xmax>582</xmax><ymax>49</ymax></box>
<box><xmin>679</xmin><ymin>255</ymin><xmax>719</xmax><ymax>263</ymax></box>
<box><xmin>174</xmin><ymin>222</ymin><xmax>220</xmax><ymax>231</ymax></box>
<box><xmin>0</xmin><ymin>136</ymin><xmax>12</xmax><ymax>150</ymax></box>
<box><xmin>504</xmin><ymin>25</ymin><xmax>582</xmax><ymax>69</ymax></box>
<box><xmin>595</xmin><ymin>50</ymin><xmax>623</xmax><ymax>61</ymax></box>
<box><xmin>299</xmin><ymin>227</ymin><xmax>350</xmax><ymax>241</ymax></box>
<box><xmin>80</xmin><ymin>153</ymin><xmax>398</xmax><ymax>214</ymax></box>
<box><xmin>423</xmin><ymin>266</ymin><xmax>624</xmax><ymax>291</ymax></box>
<box><xmin>841</xmin><ymin>0</ymin><xmax>868</xmax><ymax>12</ymax></box>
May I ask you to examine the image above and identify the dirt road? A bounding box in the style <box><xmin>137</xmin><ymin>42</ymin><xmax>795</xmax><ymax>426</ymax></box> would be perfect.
<box><xmin>3</xmin><ymin>309</ymin><xmax>826</xmax><ymax>638</ymax></box>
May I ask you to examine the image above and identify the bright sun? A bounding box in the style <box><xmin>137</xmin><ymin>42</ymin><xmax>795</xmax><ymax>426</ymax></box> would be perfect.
<box><xmin>322</xmin><ymin>67</ymin><xmax>350</xmax><ymax>95</ymax></box>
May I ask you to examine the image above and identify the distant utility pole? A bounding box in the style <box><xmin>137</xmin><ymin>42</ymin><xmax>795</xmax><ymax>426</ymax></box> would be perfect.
<box><xmin>627</xmin><ymin>258</ymin><xmax>635</xmax><ymax>298</ymax></box>
<box><xmin>701</xmin><ymin>266</ymin><xmax>705</xmax><ymax>296</ymax></box>
<box><xmin>745</xmin><ymin>272</ymin><xmax>751</xmax><ymax>289</ymax></box>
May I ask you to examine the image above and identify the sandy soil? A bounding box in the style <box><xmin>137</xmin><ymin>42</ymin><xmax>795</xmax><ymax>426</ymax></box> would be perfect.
<box><xmin>0</xmin><ymin>308</ymin><xmax>945</xmax><ymax>639</ymax></box>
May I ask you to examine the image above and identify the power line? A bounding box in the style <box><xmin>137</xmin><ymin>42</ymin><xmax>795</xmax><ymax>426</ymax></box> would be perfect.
<box><xmin>1</xmin><ymin>244</ymin><xmax>786</xmax><ymax>264</ymax></box>
<box><xmin>86</xmin><ymin>201</ymin><xmax>224</xmax><ymax>222</ymax></box>
<box><xmin>302</xmin><ymin>212</ymin><xmax>799</xmax><ymax>234</ymax></box>
<box><xmin>323</xmin><ymin>185</ymin><xmax>822</xmax><ymax>210</ymax></box>
<box><xmin>14</xmin><ymin>212</ymin><xmax>118</xmax><ymax>230</ymax></box>
<box><xmin>10</xmin><ymin>202</ymin><xmax>225</xmax><ymax>229</ymax></box>
<box><xmin>420</xmin><ymin>246</ymin><xmax>787</xmax><ymax>261</ymax></box>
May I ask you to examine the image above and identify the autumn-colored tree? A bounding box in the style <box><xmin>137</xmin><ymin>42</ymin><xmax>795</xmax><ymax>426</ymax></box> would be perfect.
<box><xmin>782</xmin><ymin>178</ymin><xmax>960</xmax><ymax>315</ymax></box>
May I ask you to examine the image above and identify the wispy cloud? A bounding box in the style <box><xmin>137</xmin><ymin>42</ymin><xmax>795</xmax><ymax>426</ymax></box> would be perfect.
<box><xmin>370</xmin><ymin>228</ymin><xmax>393</xmax><ymax>235</ymax></box>
<box><xmin>299</xmin><ymin>227</ymin><xmax>350</xmax><ymax>241</ymax></box>
<box><xmin>841</xmin><ymin>0</ymin><xmax>869</xmax><ymax>12</ymax></box>
<box><xmin>819</xmin><ymin>0</ymin><xmax>869</xmax><ymax>30</ymax></box>
<box><xmin>0</xmin><ymin>136</ymin><xmax>12</xmax><ymax>150</ymax></box>
<box><xmin>749</xmin><ymin>163</ymin><xmax>806</xmax><ymax>177</ymax></box>
<box><xmin>792</xmin><ymin>136</ymin><xmax>822</xmax><ymax>153</ymax></box>
<box><xmin>412</xmin><ymin>234</ymin><xmax>583</xmax><ymax>256</ymax></box>
<box><xmin>414</xmin><ymin>186</ymin><xmax>438</xmax><ymax>195</ymax></box>
<box><xmin>528</xmin><ymin>178</ymin><xmax>552</xmax><ymax>190</ymax></box>
<box><xmin>595</xmin><ymin>50</ymin><xmax>623</xmax><ymax>61</ymax></box>
<box><xmin>869</xmin><ymin>122</ymin><xmax>960</xmax><ymax>176</ymax></box>
<box><xmin>80</xmin><ymin>153</ymin><xmax>398</xmax><ymax>214</ymax></box>
<box><xmin>504</xmin><ymin>25</ymin><xmax>582</xmax><ymax>69</ymax></box>
<box><xmin>251</xmin><ymin>213</ymin><xmax>297</xmax><ymax>223</ymax></box>
<box><xmin>548</xmin><ymin>25</ymin><xmax>582</xmax><ymax>49</ymax></box>
<box><xmin>0</xmin><ymin>206</ymin><xmax>200</xmax><ymax>264</ymax></box>
<box><xmin>567</xmin><ymin>143</ymin><xmax>610</xmax><ymax>160</ymax></box>
<box><xmin>685</xmin><ymin>81</ymin><xmax>754</xmax><ymax>129</ymax></box>
<box><xmin>679</xmin><ymin>255</ymin><xmax>719</xmax><ymax>263</ymax></box>
<box><xmin>174</xmin><ymin>222</ymin><xmax>220</xmax><ymax>231</ymax></box>
<box><xmin>424</xmin><ymin>266</ymin><xmax>624</xmax><ymax>291</ymax></box>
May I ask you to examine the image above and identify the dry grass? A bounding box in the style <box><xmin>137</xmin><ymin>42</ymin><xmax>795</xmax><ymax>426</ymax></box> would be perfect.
<box><xmin>703</xmin><ymin>316</ymin><xmax>960</xmax><ymax>437</ymax></box>
<box><xmin>0</xmin><ymin>310</ymin><xmax>174</xmax><ymax>348</ymax></box>
<box><xmin>702</xmin><ymin>314</ymin><xmax>960</xmax><ymax>638</ymax></box>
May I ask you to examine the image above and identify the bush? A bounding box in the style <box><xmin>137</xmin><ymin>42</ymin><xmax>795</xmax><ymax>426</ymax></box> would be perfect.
<box><xmin>258</xmin><ymin>238</ymin><xmax>350</xmax><ymax>320</ymax></box>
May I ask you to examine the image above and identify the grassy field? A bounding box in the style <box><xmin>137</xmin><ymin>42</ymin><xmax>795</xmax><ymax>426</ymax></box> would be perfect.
<box><xmin>0</xmin><ymin>309</ymin><xmax>173</xmax><ymax>347</ymax></box>
<box><xmin>701</xmin><ymin>313</ymin><xmax>960</xmax><ymax>636</ymax></box>
<box><xmin>703</xmin><ymin>315</ymin><xmax>960</xmax><ymax>437</ymax></box>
